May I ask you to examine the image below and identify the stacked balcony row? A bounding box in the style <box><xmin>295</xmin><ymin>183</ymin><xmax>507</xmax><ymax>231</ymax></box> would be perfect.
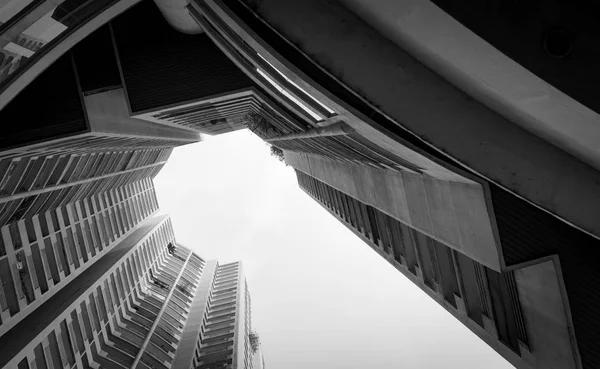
<box><xmin>297</xmin><ymin>170</ymin><xmax>530</xmax><ymax>357</ymax></box>
<box><xmin>137</xmin><ymin>247</ymin><xmax>205</xmax><ymax>369</ymax></box>
<box><xmin>242</xmin><ymin>280</ymin><xmax>252</xmax><ymax>369</ymax></box>
<box><xmin>0</xmin><ymin>148</ymin><xmax>170</xmax><ymax>229</ymax></box>
<box><xmin>0</xmin><ymin>216</ymin><xmax>176</xmax><ymax>368</ymax></box>
<box><xmin>194</xmin><ymin>263</ymin><xmax>241</xmax><ymax>369</ymax></box>
<box><xmin>0</xmin><ymin>179</ymin><xmax>159</xmax><ymax>335</ymax></box>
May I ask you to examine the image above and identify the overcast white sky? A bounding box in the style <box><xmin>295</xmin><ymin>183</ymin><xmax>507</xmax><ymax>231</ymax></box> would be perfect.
<box><xmin>154</xmin><ymin>130</ymin><xmax>515</xmax><ymax>369</ymax></box>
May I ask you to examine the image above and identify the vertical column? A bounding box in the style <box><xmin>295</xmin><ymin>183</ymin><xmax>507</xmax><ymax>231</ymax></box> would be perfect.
<box><xmin>2</xmin><ymin>225</ymin><xmax>28</xmax><ymax>312</ymax></box>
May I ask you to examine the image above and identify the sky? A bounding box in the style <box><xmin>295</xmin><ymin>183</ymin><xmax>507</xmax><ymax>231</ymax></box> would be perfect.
<box><xmin>153</xmin><ymin>130</ymin><xmax>515</xmax><ymax>369</ymax></box>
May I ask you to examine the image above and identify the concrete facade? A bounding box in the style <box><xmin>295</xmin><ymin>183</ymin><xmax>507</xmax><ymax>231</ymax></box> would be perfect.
<box><xmin>0</xmin><ymin>213</ymin><xmax>259</xmax><ymax>369</ymax></box>
<box><xmin>171</xmin><ymin>260</ymin><xmax>217</xmax><ymax>369</ymax></box>
<box><xmin>514</xmin><ymin>259</ymin><xmax>580</xmax><ymax>369</ymax></box>
<box><xmin>190</xmin><ymin>262</ymin><xmax>254</xmax><ymax>369</ymax></box>
<box><xmin>0</xmin><ymin>214</ymin><xmax>176</xmax><ymax>368</ymax></box>
<box><xmin>285</xmin><ymin>151</ymin><xmax>500</xmax><ymax>270</ymax></box>
<box><xmin>295</xmin><ymin>170</ymin><xmax>582</xmax><ymax>369</ymax></box>
<box><xmin>0</xmin><ymin>176</ymin><xmax>162</xmax><ymax>339</ymax></box>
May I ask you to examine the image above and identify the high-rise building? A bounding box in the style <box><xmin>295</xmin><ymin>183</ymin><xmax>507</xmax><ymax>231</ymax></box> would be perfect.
<box><xmin>0</xmin><ymin>1</ymin><xmax>203</xmax><ymax>343</ymax></box>
<box><xmin>0</xmin><ymin>3</ymin><xmax>201</xmax><ymax>347</ymax></box>
<box><xmin>171</xmin><ymin>260</ymin><xmax>254</xmax><ymax>369</ymax></box>
<box><xmin>189</xmin><ymin>261</ymin><xmax>253</xmax><ymax>369</ymax></box>
<box><xmin>0</xmin><ymin>176</ymin><xmax>162</xmax><ymax>338</ymax></box>
<box><xmin>0</xmin><ymin>211</ymin><xmax>256</xmax><ymax>369</ymax></box>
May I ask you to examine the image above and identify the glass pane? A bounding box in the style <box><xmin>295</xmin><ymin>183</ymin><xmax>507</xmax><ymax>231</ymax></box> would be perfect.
<box><xmin>0</xmin><ymin>0</ymin><xmax>117</xmax><ymax>88</ymax></box>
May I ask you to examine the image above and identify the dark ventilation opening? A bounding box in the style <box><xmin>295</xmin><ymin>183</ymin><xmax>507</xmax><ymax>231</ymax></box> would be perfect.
<box><xmin>0</xmin><ymin>53</ymin><xmax>86</xmax><ymax>150</ymax></box>
<box><xmin>72</xmin><ymin>24</ymin><xmax>122</xmax><ymax>94</ymax></box>
<box><xmin>542</xmin><ymin>27</ymin><xmax>573</xmax><ymax>59</ymax></box>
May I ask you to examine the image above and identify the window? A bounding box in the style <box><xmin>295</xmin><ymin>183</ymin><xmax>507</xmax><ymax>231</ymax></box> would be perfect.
<box><xmin>258</xmin><ymin>53</ymin><xmax>334</xmax><ymax>114</ymax></box>
<box><xmin>256</xmin><ymin>68</ymin><xmax>324</xmax><ymax>121</ymax></box>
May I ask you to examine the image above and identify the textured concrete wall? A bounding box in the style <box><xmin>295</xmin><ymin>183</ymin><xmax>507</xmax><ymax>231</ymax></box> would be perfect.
<box><xmin>286</xmin><ymin>151</ymin><xmax>501</xmax><ymax>270</ymax></box>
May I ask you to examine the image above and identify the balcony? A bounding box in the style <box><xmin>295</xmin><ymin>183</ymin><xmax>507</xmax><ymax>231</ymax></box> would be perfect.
<box><xmin>199</xmin><ymin>341</ymin><xmax>233</xmax><ymax>355</ymax></box>
<box><xmin>196</xmin><ymin>349</ymin><xmax>233</xmax><ymax>368</ymax></box>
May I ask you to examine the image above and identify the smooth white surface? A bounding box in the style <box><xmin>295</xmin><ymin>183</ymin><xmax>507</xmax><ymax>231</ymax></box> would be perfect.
<box><xmin>22</xmin><ymin>12</ymin><xmax>67</xmax><ymax>42</ymax></box>
<box><xmin>154</xmin><ymin>131</ymin><xmax>514</xmax><ymax>368</ymax></box>
<box><xmin>4</xmin><ymin>42</ymin><xmax>34</xmax><ymax>57</ymax></box>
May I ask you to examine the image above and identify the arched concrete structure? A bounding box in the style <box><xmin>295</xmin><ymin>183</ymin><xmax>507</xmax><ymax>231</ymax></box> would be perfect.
<box><xmin>339</xmin><ymin>0</ymin><xmax>600</xmax><ymax>174</ymax></box>
<box><xmin>210</xmin><ymin>0</ymin><xmax>600</xmax><ymax>242</ymax></box>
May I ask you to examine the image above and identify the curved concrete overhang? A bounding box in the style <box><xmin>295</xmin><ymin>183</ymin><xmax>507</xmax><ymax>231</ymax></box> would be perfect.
<box><xmin>193</xmin><ymin>0</ymin><xmax>476</xmax><ymax>184</ymax></box>
<box><xmin>193</xmin><ymin>0</ymin><xmax>507</xmax><ymax>270</ymax></box>
<box><xmin>208</xmin><ymin>0</ymin><xmax>600</xmax><ymax>242</ymax></box>
<box><xmin>0</xmin><ymin>0</ymin><xmax>142</xmax><ymax>111</ymax></box>
<box><xmin>153</xmin><ymin>0</ymin><xmax>203</xmax><ymax>34</ymax></box>
<box><xmin>339</xmin><ymin>0</ymin><xmax>600</xmax><ymax>174</ymax></box>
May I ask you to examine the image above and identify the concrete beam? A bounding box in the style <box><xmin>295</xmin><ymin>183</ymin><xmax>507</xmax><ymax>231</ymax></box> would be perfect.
<box><xmin>338</xmin><ymin>0</ymin><xmax>600</xmax><ymax>174</ymax></box>
<box><xmin>286</xmin><ymin>151</ymin><xmax>502</xmax><ymax>271</ymax></box>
